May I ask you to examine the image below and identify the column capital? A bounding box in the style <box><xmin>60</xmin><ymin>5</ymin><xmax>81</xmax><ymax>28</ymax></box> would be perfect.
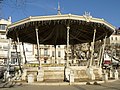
<box><xmin>67</xmin><ymin>26</ymin><xmax>70</xmax><ymax>30</ymax></box>
<box><xmin>94</xmin><ymin>28</ymin><xmax>96</xmax><ymax>33</ymax></box>
<box><xmin>35</xmin><ymin>28</ymin><xmax>38</xmax><ymax>31</ymax></box>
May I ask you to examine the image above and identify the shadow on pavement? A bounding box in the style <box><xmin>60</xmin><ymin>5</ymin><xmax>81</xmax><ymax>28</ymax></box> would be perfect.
<box><xmin>100</xmin><ymin>85</ymin><xmax>120</xmax><ymax>90</ymax></box>
<box><xmin>73</xmin><ymin>85</ymin><xmax>86</xmax><ymax>90</ymax></box>
<box><xmin>0</xmin><ymin>81</ymin><xmax>22</xmax><ymax>88</ymax></box>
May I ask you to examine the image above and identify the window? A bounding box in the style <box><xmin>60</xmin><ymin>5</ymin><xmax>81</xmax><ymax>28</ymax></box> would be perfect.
<box><xmin>0</xmin><ymin>24</ymin><xmax>6</xmax><ymax>30</ymax></box>
<box><xmin>12</xmin><ymin>45</ymin><xmax>16</xmax><ymax>49</ymax></box>
<box><xmin>44</xmin><ymin>49</ymin><xmax>48</xmax><ymax>56</ymax></box>
<box><xmin>52</xmin><ymin>51</ymin><xmax>54</xmax><ymax>57</ymax></box>
<box><xmin>44</xmin><ymin>60</ymin><xmax>47</xmax><ymax>63</ymax></box>
<box><xmin>52</xmin><ymin>45</ymin><xmax>54</xmax><ymax>47</ymax></box>
<box><xmin>11</xmin><ymin>52</ymin><xmax>20</xmax><ymax>58</ymax></box>
<box><xmin>11</xmin><ymin>58</ymin><xmax>17</xmax><ymax>64</ymax></box>
<box><xmin>4</xmin><ymin>59</ymin><xmax>7</xmax><ymax>64</ymax></box>
<box><xmin>26</xmin><ymin>48</ymin><xmax>29</xmax><ymax>52</ymax></box>
<box><xmin>115</xmin><ymin>37</ymin><xmax>117</xmax><ymax>41</ymax></box>
<box><xmin>58</xmin><ymin>45</ymin><xmax>60</xmax><ymax>48</ymax></box>
<box><xmin>58</xmin><ymin>51</ymin><xmax>61</xmax><ymax>57</ymax></box>
<box><xmin>111</xmin><ymin>37</ymin><xmax>113</xmax><ymax>40</ymax></box>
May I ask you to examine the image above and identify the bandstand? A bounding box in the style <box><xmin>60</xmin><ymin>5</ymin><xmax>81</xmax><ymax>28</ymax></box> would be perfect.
<box><xmin>6</xmin><ymin>12</ymin><xmax>115</xmax><ymax>82</ymax></box>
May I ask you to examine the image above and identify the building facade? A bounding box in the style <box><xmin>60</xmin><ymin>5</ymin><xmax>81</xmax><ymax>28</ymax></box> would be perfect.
<box><xmin>0</xmin><ymin>18</ymin><xmax>24</xmax><ymax>65</ymax></box>
<box><xmin>0</xmin><ymin>17</ymin><xmax>11</xmax><ymax>64</ymax></box>
<box><xmin>30</xmin><ymin>45</ymin><xmax>66</xmax><ymax>64</ymax></box>
<box><xmin>109</xmin><ymin>29</ymin><xmax>120</xmax><ymax>45</ymax></box>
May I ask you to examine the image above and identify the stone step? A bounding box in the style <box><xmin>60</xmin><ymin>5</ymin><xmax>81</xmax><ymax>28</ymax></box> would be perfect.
<box><xmin>44</xmin><ymin>70</ymin><xmax>64</xmax><ymax>80</ymax></box>
<box><xmin>44</xmin><ymin>79</ymin><xmax>64</xmax><ymax>82</ymax></box>
<box><xmin>74</xmin><ymin>78</ymin><xmax>90</xmax><ymax>82</ymax></box>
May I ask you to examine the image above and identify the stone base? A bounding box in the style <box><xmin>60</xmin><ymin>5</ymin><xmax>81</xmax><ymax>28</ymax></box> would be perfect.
<box><xmin>65</xmin><ymin>68</ymin><xmax>71</xmax><ymax>81</ymax></box>
<box><xmin>64</xmin><ymin>68</ymin><xmax>74</xmax><ymax>83</ymax></box>
<box><xmin>102</xmin><ymin>73</ymin><xmax>108</xmax><ymax>82</ymax></box>
<box><xmin>21</xmin><ymin>69</ymin><xmax>27</xmax><ymax>81</ymax></box>
<box><xmin>86</xmin><ymin>67</ymin><xmax>95</xmax><ymax>80</ymax></box>
<box><xmin>69</xmin><ymin>71</ymin><xmax>74</xmax><ymax>83</ymax></box>
<box><xmin>109</xmin><ymin>70</ymin><xmax>113</xmax><ymax>78</ymax></box>
<box><xmin>37</xmin><ymin>76</ymin><xmax>44</xmax><ymax>81</ymax></box>
<box><xmin>114</xmin><ymin>70</ymin><xmax>119</xmax><ymax>80</ymax></box>
<box><xmin>98</xmin><ymin>68</ymin><xmax>102</xmax><ymax>78</ymax></box>
<box><xmin>37</xmin><ymin>69</ymin><xmax>44</xmax><ymax>82</ymax></box>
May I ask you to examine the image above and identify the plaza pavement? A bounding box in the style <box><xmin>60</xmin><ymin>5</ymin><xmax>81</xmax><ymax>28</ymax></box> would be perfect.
<box><xmin>1</xmin><ymin>79</ymin><xmax>120</xmax><ymax>90</ymax></box>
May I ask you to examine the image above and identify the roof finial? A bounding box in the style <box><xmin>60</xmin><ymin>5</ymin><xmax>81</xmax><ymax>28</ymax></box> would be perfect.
<box><xmin>84</xmin><ymin>11</ymin><xmax>92</xmax><ymax>17</ymax></box>
<box><xmin>57</xmin><ymin>2</ymin><xmax>61</xmax><ymax>15</ymax></box>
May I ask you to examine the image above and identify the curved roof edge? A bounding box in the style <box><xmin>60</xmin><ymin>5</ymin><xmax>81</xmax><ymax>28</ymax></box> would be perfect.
<box><xmin>7</xmin><ymin>14</ymin><xmax>116</xmax><ymax>31</ymax></box>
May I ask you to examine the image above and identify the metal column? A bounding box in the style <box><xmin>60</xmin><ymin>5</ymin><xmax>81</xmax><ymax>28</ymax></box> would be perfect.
<box><xmin>17</xmin><ymin>37</ymin><xmax>22</xmax><ymax>64</ymax></box>
<box><xmin>66</xmin><ymin>26</ymin><xmax>70</xmax><ymax>67</ymax></box>
<box><xmin>35</xmin><ymin>28</ymin><xmax>41</xmax><ymax>69</ymax></box>
<box><xmin>89</xmin><ymin>29</ymin><xmax>96</xmax><ymax>67</ymax></box>
<box><xmin>6</xmin><ymin>38</ymin><xmax>11</xmax><ymax>79</ymax></box>
<box><xmin>22</xmin><ymin>42</ymin><xmax>27</xmax><ymax>64</ymax></box>
<box><xmin>99</xmin><ymin>35</ymin><xmax>107</xmax><ymax>68</ymax></box>
<box><xmin>54</xmin><ymin>45</ymin><xmax>57</xmax><ymax>64</ymax></box>
<box><xmin>14</xmin><ymin>39</ymin><xmax>23</xmax><ymax>73</ymax></box>
<box><xmin>97</xmin><ymin>45</ymin><xmax>102</xmax><ymax>67</ymax></box>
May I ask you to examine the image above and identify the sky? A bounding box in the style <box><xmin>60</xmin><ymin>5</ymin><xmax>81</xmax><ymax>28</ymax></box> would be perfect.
<box><xmin>1</xmin><ymin>0</ymin><xmax>120</xmax><ymax>28</ymax></box>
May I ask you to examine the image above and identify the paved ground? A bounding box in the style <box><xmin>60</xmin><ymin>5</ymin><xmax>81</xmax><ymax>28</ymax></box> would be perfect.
<box><xmin>1</xmin><ymin>80</ymin><xmax>120</xmax><ymax>90</ymax></box>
